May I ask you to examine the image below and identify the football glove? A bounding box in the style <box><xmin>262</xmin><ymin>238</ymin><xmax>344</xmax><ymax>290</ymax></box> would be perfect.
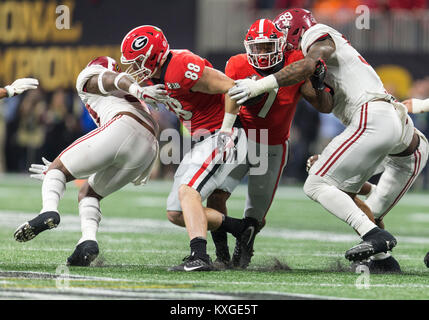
<box><xmin>29</xmin><ymin>157</ymin><xmax>51</xmax><ymax>181</ymax></box>
<box><xmin>129</xmin><ymin>83</ymin><xmax>169</xmax><ymax>110</ymax></box>
<box><xmin>306</xmin><ymin>154</ymin><xmax>320</xmax><ymax>173</ymax></box>
<box><xmin>310</xmin><ymin>59</ymin><xmax>327</xmax><ymax>91</ymax></box>
<box><xmin>5</xmin><ymin>78</ymin><xmax>39</xmax><ymax>97</ymax></box>
<box><xmin>228</xmin><ymin>75</ymin><xmax>278</xmax><ymax>105</ymax></box>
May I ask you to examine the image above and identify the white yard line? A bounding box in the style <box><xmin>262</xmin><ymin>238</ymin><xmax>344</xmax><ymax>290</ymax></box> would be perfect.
<box><xmin>1</xmin><ymin>210</ymin><xmax>428</xmax><ymax>244</ymax></box>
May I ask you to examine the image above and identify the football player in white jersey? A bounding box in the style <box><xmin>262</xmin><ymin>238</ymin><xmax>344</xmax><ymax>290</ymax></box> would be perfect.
<box><xmin>0</xmin><ymin>78</ymin><xmax>39</xmax><ymax>99</ymax></box>
<box><xmin>225</xmin><ymin>8</ymin><xmax>426</xmax><ymax>262</ymax></box>
<box><xmin>14</xmin><ymin>56</ymin><xmax>168</xmax><ymax>266</ymax></box>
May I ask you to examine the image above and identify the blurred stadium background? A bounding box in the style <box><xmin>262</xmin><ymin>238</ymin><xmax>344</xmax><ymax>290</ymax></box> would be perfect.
<box><xmin>1</xmin><ymin>0</ymin><xmax>429</xmax><ymax>189</ymax></box>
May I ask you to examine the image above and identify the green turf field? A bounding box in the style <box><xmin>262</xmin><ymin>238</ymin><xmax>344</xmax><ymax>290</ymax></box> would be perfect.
<box><xmin>0</xmin><ymin>174</ymin><xmax>428</xmax><ymax>300</ymax></box>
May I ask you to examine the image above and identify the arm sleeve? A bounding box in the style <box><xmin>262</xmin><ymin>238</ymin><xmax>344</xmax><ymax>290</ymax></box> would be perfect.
<box><xmin>75</xmin><ymin>65</ymin><xmax>107</xmax><ymax>94</ymax></box>
<box><xmin>300</xmin><ymin>24</ymin><xmax>333</xmax><ymax>56</ymax></box>
<box><xmin>225</xmin><ymin>58</ymin><xmax>238</xmax><ymax>80</ymax></box>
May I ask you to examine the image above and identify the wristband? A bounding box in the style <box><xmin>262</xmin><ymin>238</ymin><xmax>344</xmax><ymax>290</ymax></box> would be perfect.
<box><xmin>114</xmin><ymin>72</ymin><xmax>131</xmax><ymax>90</ymax></box>
<box><xmin>220</xmin><ymin>112</ymin><xmax>237</xmax><ymax>133</ymax></box>
<box><xmin>411</xmin><ymin>98</ymin><xmax>429</xmax><ymax>114</ymax></box>
<box><xmin>97</xmin><ymin>70</ymin><xmax>109</xmax><ymax>94</ymax></box>
<box><xmin>4</xmin><ymin>85</ymin><xmax>13</xmax><ymax>97</ymax></box>
<box><xmin>128</xmin><ymin>82</ymin><xmax>140</xmax><ymax>98</ymax></box>
<box><xmin>257</xmin><ymin>74</ymin><xmax>279</xmax><ymax>92</ymax></box>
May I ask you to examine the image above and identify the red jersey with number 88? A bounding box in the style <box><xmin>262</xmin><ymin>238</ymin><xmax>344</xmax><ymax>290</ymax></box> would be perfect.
<box><xmin>153</xmin><ymin>49</ymin><xmax>225</xmax><ymax>135</ymax></box>
<box><xmin>225</xmin><ymin>50</ymin><xmax>304</xmax><ymax>145</ymax></box>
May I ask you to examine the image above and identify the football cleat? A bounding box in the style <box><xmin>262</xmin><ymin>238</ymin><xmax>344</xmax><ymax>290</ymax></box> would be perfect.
<box><xmin>424</xmin><ymin>252</ymin><xmax>429</xmax><ymax>268</ymax></box>
<box><xmin>211</xmin><ymin>231</ymin><xmax>231</xmax><ymax>270</ymax></box>
<box><xmin>345</xmin><ymin>227</ymin><xmax>397</xmax><ymax>262</ymax></box>
<box><xmin>232</xmin><ymin>217</ymin><xmax>259</xmax><ymax>269</ymax></box>
<box><xmin>66</xmin><ymin>240</ymin><xmax>99</xmax><ymax>267</ymax></box>
<box><xmin>14</xmin><ymin>211</ymin><xmax>60</xmax><ymax>242</ymax></box>
<box><xmin>168</xmin><ymin>254</ymin><xmax>215</xmax><ymax>272</ymax></box>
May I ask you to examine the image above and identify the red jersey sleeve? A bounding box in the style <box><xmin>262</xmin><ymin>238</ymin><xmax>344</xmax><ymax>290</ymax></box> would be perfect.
<box><xmin>166</xmin><ymin>51</ymin><xmax>206</xmax><ymax>91</ymax></box>
<box><xmin>225</xmin><ymin>57</ymin><xmax>239</xmax><ymax>80</ymax></box>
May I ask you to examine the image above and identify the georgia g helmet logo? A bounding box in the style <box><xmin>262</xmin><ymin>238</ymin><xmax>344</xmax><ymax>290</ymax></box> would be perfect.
<box><xmin>131</xmin><ymin>36</ymin><xmax>148</xmax><ymax>51</ymax></box>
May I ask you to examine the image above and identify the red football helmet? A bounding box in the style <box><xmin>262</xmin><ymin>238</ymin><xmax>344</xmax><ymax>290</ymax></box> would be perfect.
<box><xmin>244</xmin><ymin>19</ymin><xmax>286</xmax><ymax>69</ymax></box>
<box><xmin>120</xmin><ymin>25</ymin><xmax>170</xmax><ymax>83</ymax></box>
<box><xmin>274</xmin><ymin>8</ymin><xmax>317</xmax><ymax>50</ymax></box>
<box><xmin>87</xmin><ymin>56</ymin><xmax>122</xmax><ymax>72</ymax></box>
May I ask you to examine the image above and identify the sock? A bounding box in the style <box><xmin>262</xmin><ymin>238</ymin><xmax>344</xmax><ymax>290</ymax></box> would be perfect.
<box><xmin>78</xmin><ymin>197</ymin><xmax>101</xmax><ymax>245</ymax></box>
<box><xmin>211</xmin><ymin>229</ymin><xmax>228</xmax><ymax>248</ymax></box>
<box><xmin>217</xmin><ymin>216</ymin><xmax>244</xmax><ymax>238</ymax></box>
<box><xmin>304</xmin><ymin>175</ymin><xmax>376</xmax><ymax>237</ymax></box>
<box><xmin>190</xmin><ymin>237</ymin><xmax>208</xmax><ymax>259</ymax></box>
<box><xmin>40</xmin><ymin>169</ymin><xmax>66</xmax><ymax>213</ymax></box>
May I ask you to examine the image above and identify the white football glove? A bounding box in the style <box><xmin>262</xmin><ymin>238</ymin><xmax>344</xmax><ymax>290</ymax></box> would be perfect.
<box><xmin>29</xmin><ymin>157</ymin><xmax>51</xmax><ymax>181</ymax></box>
<box><xmin>5</xmin><ymin>78</ymin><xmax>39</xmax><ymax>97</ymax></box>
<box><xmin>129</xmin><ymin>83</ymin><xmax>169</xmax><ymax>110</ymax></box>
<box><xmin>228</xmin><ymin>75</ymin><xmax>278</xmax><ymax>105</ymax></box>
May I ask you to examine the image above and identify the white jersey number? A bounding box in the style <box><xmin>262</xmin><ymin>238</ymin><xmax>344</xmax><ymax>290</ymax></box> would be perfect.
<box><xmin>257</xmin><ymin>89</ymin><xmax>279</xmax><ymax>118</ymax></box>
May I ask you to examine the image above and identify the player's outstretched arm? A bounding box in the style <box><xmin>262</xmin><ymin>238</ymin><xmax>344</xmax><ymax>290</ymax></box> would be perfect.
<box><xmin>402</xmin><ymin>98</ymin><xmax>429</xmax><ymax>114</ymax></box>
<box><xmin>274</xmin><ymin>38</ymin><xmax>335</xmax><ymax>87</ymax></box>
<box><xmin>0</xmin><ymin>78</ymin><xmax>39</xmax><ymax>99</ymax></box>
<box><xmin>83</xmin><ymin>71</ymin><xmax>168</xmax><ymax>104</ymax></box>
<box><xmin>191</xmin><ymin>66</ymin><xmax>239</xmax><ymax>133</ymax></box>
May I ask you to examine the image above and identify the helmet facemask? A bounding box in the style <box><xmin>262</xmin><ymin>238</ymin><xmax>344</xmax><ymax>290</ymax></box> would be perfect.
<box><xmin>244</xmin><ymin>37</ymin><xmax>285</xmax><ymax>69</ymax></box>
<box><xmin>121</xmin><ymin>45</ymin><xmax>157</xmax><ymax>84</ymax></box>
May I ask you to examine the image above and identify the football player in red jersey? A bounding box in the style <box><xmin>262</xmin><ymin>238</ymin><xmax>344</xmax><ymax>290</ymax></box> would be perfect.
<box><xmin>207</xmin><ymin>19</ymin><xmax>334</xmax><ymax>269</ymax></box>
<box><xmin>121</xmin><ymin>25</ymin><xmax>253</xmax><ymax>271</ymax></box>
<box><xmin>227</xmin><ymin>8</ymin><xmax>426</xmax><ymax>267</ymax></box>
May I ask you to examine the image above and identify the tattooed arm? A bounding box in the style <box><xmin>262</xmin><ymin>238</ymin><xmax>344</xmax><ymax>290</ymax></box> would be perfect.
<box><xmin>228</xmin><ymin>37</ymin><xmax>336</xmax><ymax>105</ymax></box>
<box><xmin>273</xmin><ymin>37</ymin><xmax>335</xmax><ymax>87</ymax></box>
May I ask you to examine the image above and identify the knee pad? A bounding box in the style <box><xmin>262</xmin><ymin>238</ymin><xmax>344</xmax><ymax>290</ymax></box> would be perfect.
<box><xmin>303</xmin><ymin>174</ymin><xmax>330</xmax><ymax>201</ymax></box>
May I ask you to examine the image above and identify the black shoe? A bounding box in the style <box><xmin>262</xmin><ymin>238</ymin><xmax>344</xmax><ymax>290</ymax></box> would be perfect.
<box><xmin>367</xmin><ymin>256</ymin><xmax>401</xmax><ymax>274</ymax></box>
<box><xmin>213</xmin><ymin>247</ymin><xmax>231</xmax><ymax>270</ymax></box>
<box><xmin>424</xmin><ymin>252</ymin><xmax>429</xmax><ymax>268</ymax></box>
<box><xmin>168</xmin><ymin>254</ymin><xmax>215</xmax><ymax>272</ymax></box>
<box><xmin>231</xmin><ymin>217</ymin><xmax>259</xmax><ymax>269</ymax></box>
<box><xmin>345</xmin><ymin>227</ymin><xmax>397</xmax><ymax>262</ymax></box>
<box><xmin>211</xmin><ymin>230</ymin><xmax>231</xmax><ymax>269</ymax></box>
<box><xmin>66</xmin><ymin>240</ymin><xmax>99</xmax><ymax>267</ymax></box>
<box><xmin>14</xmin><ymin>211</ymin><xmax>60</xmax><ymax>242</ymax></box>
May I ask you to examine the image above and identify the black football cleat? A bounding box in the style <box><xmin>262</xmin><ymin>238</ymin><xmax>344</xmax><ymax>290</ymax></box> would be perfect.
<box><xmin>168</xmin><ymin>254</ymin><xmax>215</xmax><ymax>272</ymax></box>
<box><xmin>66</xmin><ymin>240</ymin><xmax>99</xmax><ymax>267</ymax></box>
<box><xmin>345</xmin><ymin>227</ymin><xmax>397</xmax><ymax>262</ymax></box>
<box><xmin>367</xmin><ymin>256</ymin><xmax>401</xmax><ymax>274</ymax></box>
<box><xmin>211</xmin><ymin>230</ymin><xmax>231</xmax><ymax>270</ymax></box>
<box><xmin>232</xmin><ymin>217</ymin><xmax>259</xmax><ymax>269</ymax></box>
<box><xmin>424</xmin><ymin>252</ymin><xmax>429</xmax><ymax>268</ymax></box>
<box><xmin>14</xmin><ymin>211</ymin><xmax>60</xmax><ymax>242</ymax></box>
<box><xmin>213</xmin><ymin>248</ymin><xmax>232</xmax><ymax>270</ymax></box>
